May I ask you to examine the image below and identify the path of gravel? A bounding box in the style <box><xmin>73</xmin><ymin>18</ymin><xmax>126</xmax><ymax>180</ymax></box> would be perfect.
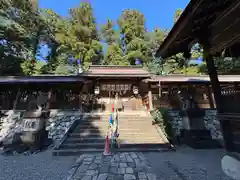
<box><xmin>145</xmin><ymin>147</ymin><xmax>233</xmax><ymax>180</ymax></box>
<box><xmin>0</xmin><ymin>150</ymin><xmax>75</xmax><ymax>180</ymax></box>
<box><xmin>0</xmin><ymin>148</ymin><xmax>234</xmax><ymax>180</ymax></box>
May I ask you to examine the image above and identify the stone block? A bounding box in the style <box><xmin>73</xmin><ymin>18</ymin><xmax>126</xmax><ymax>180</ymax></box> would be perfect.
<box><xmin>117</xmin><ymin>167</ymin><xmax>125</xmax><ymax>174</ymax></box>
<box><xmin>125</xmin><ymin>167</ymin><xmax>134</xmax><ymax>174</ymax></box>
<box><xmin>124</xmin><ymin>174</ymin><xmax>136</xmax><ymax>180</ymax></box>
<box><xmin>119</xmin><ymin>163</ymin><xmax>127</xmax><ymax>168</ymax></box>
<box><xmin>97</xmin><ymin>173</ymin><xmax>108</xmax><ymax>180</ymax></box>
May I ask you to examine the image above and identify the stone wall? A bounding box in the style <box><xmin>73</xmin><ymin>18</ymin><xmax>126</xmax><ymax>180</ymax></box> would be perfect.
<box><xmin>167</xmin><ymin>109</ymin><xmax>223</xmax><ymax>141</ymax></box>
<box><xmin>0</xmin><ymin>110</ymin><xmax>82</xmax><ymax>146</ymax></box>
<box><xmin>0</xmin><ymin>110</ymin><xmax>22</xmax><ymax>143</ymax></box>
<box><xmin>204</xmin><ymin>109</ymin><xmax>223</xmax><ymax>140</ymax></box>
<box><xmin>46</xmin><ymin>110</ymin><xmax>82</xmax><ymax>146</ymax></box>
<box><xmin>167</xmin><ymin>110</ymin><xmax>183</xmax><ymax>136</ymax></box>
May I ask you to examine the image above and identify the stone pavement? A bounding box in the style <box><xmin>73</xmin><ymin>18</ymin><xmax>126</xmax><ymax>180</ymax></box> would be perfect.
<box><xmin>68</xmin><ymin>152</ymin><xmax>157</xmax><ymax>180</ymax></box>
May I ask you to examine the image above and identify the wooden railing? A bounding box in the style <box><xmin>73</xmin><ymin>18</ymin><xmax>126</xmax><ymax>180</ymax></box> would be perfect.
<box><xmin>142</xmin><ymin>94</ymin><xmax>149</xmax><ymax>110</ymax></box>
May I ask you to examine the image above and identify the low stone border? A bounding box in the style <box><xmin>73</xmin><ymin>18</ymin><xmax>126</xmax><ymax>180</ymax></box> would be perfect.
<box><xmin>153</xmin><ymin>123</ymin><xmax>175</xmax><ymax>150</ymax></box>
<box><xmin>148</xmin><ymin>111</ymin><xmax>174</xmax><ymax>149</ymax></box>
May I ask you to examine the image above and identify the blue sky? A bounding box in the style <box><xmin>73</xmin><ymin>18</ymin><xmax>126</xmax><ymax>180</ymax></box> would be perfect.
<box><xmin>39</xmin><ymin>0</ymin><xmax>190</xmax><ymax>30</ymax></box>
<box><xmin>38</xmin><ymin>0</ymin><xmax>203</xmax><ymax>63</ymax></box>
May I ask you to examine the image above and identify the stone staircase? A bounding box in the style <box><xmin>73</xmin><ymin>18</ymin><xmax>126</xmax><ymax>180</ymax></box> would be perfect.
<box><xmin>53</xmin><ymin>111</ymin><xmax>172</xmax><ymax>156</ymax></box>
<box><xmin>122</xmin><ymin>98</ymin><xmax>145</xmax><ymax>111</ymax></box>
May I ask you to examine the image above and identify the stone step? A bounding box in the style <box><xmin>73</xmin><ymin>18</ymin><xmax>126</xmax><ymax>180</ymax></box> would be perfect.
<box><xmin>185</xmin><ymin>139</ymin><xmax>223</xmax><ymax>149</ymax></box>
<box><xmin>82</xmin><ymin>116</ymin><xmax>149</xmax><ymax>120</ymax></box>
<box><xmin>69</xmin><ymin>135</ymin><xmax>161</xmax><ymax>140</ymax></box>
<box><xmin>76</xmin><ymin>123</ymin><xmax>154</xmax><ymax>128</ymax></box>
<box><xmin>65</xmin><ymin>137</ymin><xmax>163</xmax><ymax>143</ymax></box>
<box><xmin>70</xmin><ymin>131</ymin><xmax>159</xmax><ymax>136</ymax></box>
<box><xmin>73</xmin><ymin>128</ymin><xmax>159</xmax><ymax>134</ymax></box>
<box><xmin>78</xmin><ymin>120</ymin><xmax>152</xmax><ymax>125</ymax></box>
<box><xmin>79</xmin><ymin>119</ymin><xmax>152</xmax><ymax>123</ymax></box>
<box><xmin>52</xmin><ymin>146</ymin><xmax>174</xmax><ymax>156</ymax></box>
<box><xmin>76</xmin><ymin>123</ymin><xmax>152</xmax><ymax>128</ymax></box>
<box><xmin>58</xmin><ymin>142</ymin><xmax>167</xmax><ymax>149</ymax></box>
<box><xmin>84</xmin><ymin>113</ymin><xmax>148</xmax><ymax>116</ymax></box>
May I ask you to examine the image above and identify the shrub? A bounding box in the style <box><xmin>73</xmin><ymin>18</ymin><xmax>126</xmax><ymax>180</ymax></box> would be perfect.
<box><xmin>150</xmin><ymin>108</ymin><xmax>173</xmax><ymax>140</ymax></box>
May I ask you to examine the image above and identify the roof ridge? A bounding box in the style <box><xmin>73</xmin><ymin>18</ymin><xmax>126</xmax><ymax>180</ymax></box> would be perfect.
<box><xmin>88</xmin><ymin>65</ymin><xmax>144</xmax><ymax>69</ymax></box>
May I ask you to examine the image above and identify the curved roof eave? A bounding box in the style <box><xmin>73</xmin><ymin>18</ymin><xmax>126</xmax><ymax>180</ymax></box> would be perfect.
<box><xmin>156</xmin><ymin>0</ymin><xmax>203</xmax><ymax>58</ymax></box>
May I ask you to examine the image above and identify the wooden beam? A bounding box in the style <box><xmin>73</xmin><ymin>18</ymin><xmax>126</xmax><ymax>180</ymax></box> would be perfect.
<box><xmin>156</xmin><ymin>0</ymin><xmax>203</xmax><ymax>57</ymax></box>
<box><xmin>204</xmin><ymin>46</ymin><xmax>234</xmax><ymax>151</ymax></box>
<box><xmin>212</xmin><ymin>0</ymin><xmax>240</xmax><ymax>26</ymax></box>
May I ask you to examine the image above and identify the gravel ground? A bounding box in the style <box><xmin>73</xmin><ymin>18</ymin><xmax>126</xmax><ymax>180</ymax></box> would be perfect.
<box><xmin>0</xmin><ymin>148</ymin><xmax>234</xmax><ymax>180</ymax></box>
<box><xmin>145</xmin><ymin>147</ymin><xmax>233</xmax><ymax>180</ymax></box>
<box><xmin>0</xmin><ymin>150</ymin><xmax>75</xmax><ymax>180</ymax></box>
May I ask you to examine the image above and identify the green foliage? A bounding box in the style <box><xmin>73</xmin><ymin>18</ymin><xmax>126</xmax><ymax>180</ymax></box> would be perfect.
<box><xmin>198</xmin><ymin>57</ymin><xmax>240</xmax><ymax>75</ymax></box>
<box><xmin>1</xmin><ymin>2</ymin><xmax>237</xmax><ymax>76</ymax></box>
<box><xmin>0</xmin><ymin>0</ymin><xmax>41</xmax><ymax>75</ymax></box>
<box><xmin>117</xmin><ymin>9</ymin><xmax>149</xmax><ymax>65</ymax></box>
<box><xmin>54</xmin><ymin>64</ymin><xmax>78</xmax><ymax>75</ymax></box>
<box><xmin>150</xmin><ymin>108</ymin><xmax>173</xmax><ymax>140</ymax></box>
<box><xmin>173</xmin><ymin>9</ymin><xmax>183</xmax><ymax>23</ymax></box>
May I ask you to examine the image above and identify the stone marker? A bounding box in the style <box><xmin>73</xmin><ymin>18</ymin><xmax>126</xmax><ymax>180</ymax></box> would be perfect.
<box><xmin>221</xmin><ymin>155</ymin><xmax>240</xmax><ymax>180</ymax></box>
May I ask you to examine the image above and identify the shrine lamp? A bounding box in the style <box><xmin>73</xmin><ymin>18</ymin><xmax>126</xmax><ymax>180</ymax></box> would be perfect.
<box><xmin>94</xmin><ymin>85</ymin><xmax>100</xmax><ymax>95</ymax></box>
<box><xmin>133</xmin><ymin>85</ymin><xmax>139</xmax><ymax>95</ymax></box>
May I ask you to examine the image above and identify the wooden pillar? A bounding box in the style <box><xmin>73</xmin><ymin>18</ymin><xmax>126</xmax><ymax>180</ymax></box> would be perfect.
<box><xmin>13</xmin><ymin>89</ymin><xmax>20</xmax><ymax>110</ymax></box>
<box><xmin>206</xmin><ymin>84</ymin><xmax>215</xmax><ymax>108</ymax></box>
<box><xmin>79</xmin><ymin>83</ymin><xmax>85</xmax><ymax>112</ymax></box>
<box><xmin>46</xmin><ymin>89</ymin><xmax>52</xmax><ymax>110</ymax></box>
<box><xmin>148</xmin><ymin>90</ymin><xmax>153</xmax><ymax>110</ymax></box>
<box><xmin>148</xmin><ymin>84</ymin><xmax>153</xmax><ymax>110</ymax></box>
<box><xmin>204</xmin><ymin>46</ymin><xmax>233</xmax><ymax>151</ymax></box>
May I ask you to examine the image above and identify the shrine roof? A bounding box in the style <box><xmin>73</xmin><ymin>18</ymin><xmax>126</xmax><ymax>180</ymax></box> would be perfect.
<box><xmin>0</xmin><ymin>75</ymin><xmax>85</xmax><ymax>84</ymax></box>
<box><xmin>156</xmin><ymin>0</ymin><xmax>240</xmax><ymax>58</ymax></box>
<box><xmin>146</xmin><ymin>75</ymin><xmax>240</xmax><ymax>83</ymax></box>
<box><xmin>82</xmin><ymin>65</ymin><xmax>152</xmax><ymax>77</ymax></box>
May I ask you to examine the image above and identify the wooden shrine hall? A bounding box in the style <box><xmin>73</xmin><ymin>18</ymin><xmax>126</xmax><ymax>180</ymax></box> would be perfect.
<box><xmin>1</xmin><ymin>65</ymin><xmax>240</xmax><ymax>113</ymax></box>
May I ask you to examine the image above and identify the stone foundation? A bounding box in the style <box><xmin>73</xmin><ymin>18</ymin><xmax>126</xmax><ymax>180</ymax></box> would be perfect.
<box><xmin>0</xmin><ymin>110</ymin><xmax>22</xmax><ymax>143</ymax></box>
<box><xmin>0</xmin><ymin>110</ymin><xmax>82</xmax><ymax>146</ymax></box>
<box><xmin>46</xmin><ymin>110</ymin><xmax>82</xmax><ymax>145</ymax></box>
<box><xmin>167</xmin><ymin>109</ymin><xmax>223</xmax><ymax>141</ymax></box>
<box><xmin>168</xmin><ymin>110</ymin><xmax>183</xmax><ymax>136</ymax></box>
<box><xmin>204</xmin><ymin>110</ymin><xmax>223</xmax><ymax>141</ymax></box>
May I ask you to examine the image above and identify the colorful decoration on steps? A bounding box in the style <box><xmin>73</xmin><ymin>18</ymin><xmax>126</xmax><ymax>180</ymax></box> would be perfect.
<box><xmin>103</xmin><ymin>132</ymin><xmax>111</xmax><ymax>156</ymax></box>
<box><xmin>107</xmin><ymin>103</ymin><xmax>120</xmax><ymax>150</ymax></box>
<box><xmin>109</xmin><ymin>113</ymin><xmax>113</xmax><ymax>126</ymax></box>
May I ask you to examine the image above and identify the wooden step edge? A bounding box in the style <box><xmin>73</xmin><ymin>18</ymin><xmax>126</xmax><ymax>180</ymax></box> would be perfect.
<box><xmin>52</xmin><ymin>147</ymin><xmax>175</xmax><ymax>156</ymax></box>
<box><xmin>70</xmin><ymin>133</ymin><xmax>161</xmax><ymax>136</ymax></box>
<box><xmin>63</xmin><ymin>141</ymin><xmax>165</xmax><ymax>145</ymax></box>
<box><xmin>66</xmin><ymin>137</ymin><xmax>164</xmax><ymax>140</ymax></box>
<box><xmin>74</xmin><ymin>129</ymin><xmax>160</xmax><ymax>131</ymax></box>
